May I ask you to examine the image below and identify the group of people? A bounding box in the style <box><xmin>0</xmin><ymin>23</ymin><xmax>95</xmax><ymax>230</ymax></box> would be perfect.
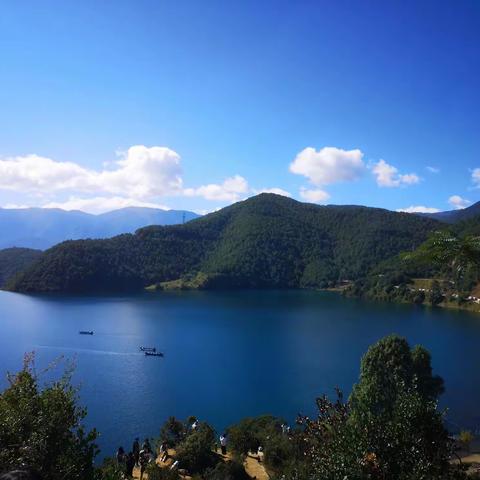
<box><xmin>115</xmin><ymin>438</ymin><xmax>155</xmax><ymax>479</ymax></box>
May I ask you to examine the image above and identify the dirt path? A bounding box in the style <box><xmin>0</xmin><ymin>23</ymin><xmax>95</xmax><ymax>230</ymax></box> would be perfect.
<box><xmin>244</xmin><ymin>454</ymin><xmax>269</xmax><ymax>480</ymax></box>
<box><xmin>131</xmin><ymin>448</ymin><xmax>269</xmax><ymax>480</ymax></box>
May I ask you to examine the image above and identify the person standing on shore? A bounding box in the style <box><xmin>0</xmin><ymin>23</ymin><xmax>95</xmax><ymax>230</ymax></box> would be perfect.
<box><xmin>159</xmin><ymin>441</ymin><xmax>169</xmax><ymax>463</ymax></box>
<box><xmin>220</xmin><ymin>433</ymin><xmax>227</xmax><ymax>455</ymax></box>
<box><xmin>142</xmin><ymin>438</ymin><xmax>152</xmax><ymax>452</ymax></box>
<box><xmin>116</xmin><ymin>446</ymin><xmax>125</xmax><ymax>465</ymax></box>
<box><xmin>125</xmin><ymin>452</ymin><xmax>135</xmax><ymax>478</ymax></box>
<box><xmin>132</xmin><ymin>438</ymin><xmax>140</xmax><ymax>467</ymax></box>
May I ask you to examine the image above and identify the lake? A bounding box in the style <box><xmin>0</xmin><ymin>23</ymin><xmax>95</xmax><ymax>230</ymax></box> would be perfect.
<box><xmin>1</xmin><ymin>289</ymin><xmax>480</xmax><ymax>458</ymax></box>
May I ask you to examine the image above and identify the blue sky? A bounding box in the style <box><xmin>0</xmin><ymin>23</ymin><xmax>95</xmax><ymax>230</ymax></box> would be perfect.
<box><xmin>0</xmin><ymin>0</ymin><xmax>479</xmax><ymax>214</ymax></box>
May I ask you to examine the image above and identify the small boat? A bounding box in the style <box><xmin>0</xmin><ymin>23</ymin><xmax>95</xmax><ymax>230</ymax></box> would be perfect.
<box><xmin>140</xmin><ymin>346</ymin><xmax>156</xmax><ymax>352</ymax></box>
<box><xmin>79</xmin><ymin>331</ymin><xmax>94</xmax><ymax>335</ymax></box>
<box><xmin>145</xmin><ymin>351</ymin><xmax>164</xmax><ymax>357</ymax></box>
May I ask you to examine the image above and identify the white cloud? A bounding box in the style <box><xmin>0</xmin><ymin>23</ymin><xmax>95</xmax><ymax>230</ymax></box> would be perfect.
<box><xmin>0</xmin><ymin>146</ymin><xmax>183</xmax><ymax>198</ymax></box>
<box><xmin>426</xmin><ymin>166</ymin><xmax>440</xmax><ymax>174</ymax></box>
<box><xmin>299</xmin><ymin>187</ymin><xmax>331</xmax><ymax>204</ymax></box>
<box><xmin>472</xmin><ymin>168</ymin><xmax>480</xmax><ymax>187</ymax></box>
<box><xmin>2</xmin><ymin>203</ymin><xmax>30</xmax><ymax>209</ymax></box>
<box><xmin>372</xmin><ymin>160</ymin><xmax>420</xmax><ymax>187</ymax></box>
<box><xmin>396</xmin><ymin>206</ymin><xmax>440</xmax><ymax>214</ymax></box>
<box><xmin>255</xmin><ymin>187</ymin><xmax>292</xmax><ymax>197</ymax></box>
<box><xmin>289</xmin><ymin>147</ymin><xmax>365</xmax><ymax>186</ymax></box>
<box><xmin>41</xmin><ymin>196</ymin><xmax>170</xmax><ymax>215</ymax></box>
<box><xmin>448</xmin><ymin>195</ymin><xmax>470</xmax><ymax>210</ymax></box>
<box><xmin>183</xmin><ymin>175</ymin><xmax>249</xmax><ymax>202</ymax></box>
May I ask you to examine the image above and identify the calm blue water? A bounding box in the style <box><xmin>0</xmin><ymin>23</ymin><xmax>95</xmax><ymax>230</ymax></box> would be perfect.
<box><xmin>1</xmin><ymin>289</ymin><xmax>480</xmax><ymax>458</ymax></box>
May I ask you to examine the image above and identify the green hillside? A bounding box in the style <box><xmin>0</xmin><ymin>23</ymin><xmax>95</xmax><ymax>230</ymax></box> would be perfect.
<box><xmin>9</xmin><ymin>194</ymin><xmax>442</xmax><ymax>293</ymax></box>
<box><xmin>347</xmin><ymin>213</ymin><xmax>480</xmax><ymax>307</ymax></box>
<box><xmin>0</xmin><ymin>247</ymin><xmax>43</xmax><ymax>287</ymax></box>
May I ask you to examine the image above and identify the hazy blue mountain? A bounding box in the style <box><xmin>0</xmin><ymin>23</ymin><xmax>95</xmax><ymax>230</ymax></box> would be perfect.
<box><xmin>0</xmin><ymin>207</ymin><xmax>200</xmax><ymax>249</ymax></box>
<box><xmin>419</xmin><ymin>201</ymin><xmax>480</xmax><ymax>223</ymax></box>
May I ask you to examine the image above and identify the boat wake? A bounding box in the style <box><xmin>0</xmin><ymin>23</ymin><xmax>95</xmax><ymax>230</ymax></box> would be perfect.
<box><xmin>35</xmin><ymin>345</ymin><xmax>143</xmax><ymax>356</ymax></box>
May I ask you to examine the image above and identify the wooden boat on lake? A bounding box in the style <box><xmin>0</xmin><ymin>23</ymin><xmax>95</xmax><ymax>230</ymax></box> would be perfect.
<box><xmin>79</xmin><ymin>331</ymin><xmax>94</xmax><ymax>335</ymax></box>
<box><xmin>145</xmin><ymin>351</ymin><xmax>164</xmax><ymax>357</ymax></box>
<box><xmin>140</xmin><ymin>346</ymin><xmax>156</xmax><ymax>352</ymax></box>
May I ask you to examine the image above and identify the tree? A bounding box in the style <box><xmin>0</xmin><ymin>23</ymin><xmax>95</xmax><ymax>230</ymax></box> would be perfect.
<box><xmin>0</xmin><ymin>353</ymin><xmax>98</xmax><ymax>480</ymax></box>
<box><xmin>458</xmin><ymin>430</ymin><xmax>474</xmax><ymax>453</ymax></box>
<box><xmin>175</xmin><ymin>423</ymin><xmax>217</xmax><ymax>474</ymax></box>
<box><xmin>299</xmin><ymin>336</ymin><xmax>463</xmax><ymax>480</ymax></box>
<box><xmin>159</xmin><ymin>417</ymin><xmax>186</xmax><ymax>447</ymax></box>
<box><xmin>204</xmin><ymin>461</ymin><xmax>250</xmax><ymax>480</ymax></box>
<box><xmin>429</xmin><ymin>280</ymin><xmax>444</xmax><ymax>306</ymax></box>
<box><xmin>227</xmin><ymin>416</ymin><xmax>280</xmax><ymax>456</ymax></box>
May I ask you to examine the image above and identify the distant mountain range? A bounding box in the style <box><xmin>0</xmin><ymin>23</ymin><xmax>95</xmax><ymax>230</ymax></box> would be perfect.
<box><xmin>8</xmin><ymin>194</ymin><xmax>442</xmax><ymax>293</ymax></box>
<box><xmin>0</xmin><ymin>207</ymin><xmax>200</xmax><ymax>249</ymax></box>
<box><xmin>418</xmin><ymin>200</ymin><xmax>480</xmax><ymax>223</ymax></box>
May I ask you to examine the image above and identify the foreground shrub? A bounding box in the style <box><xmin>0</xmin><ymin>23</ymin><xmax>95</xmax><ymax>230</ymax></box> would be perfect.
<box><xmin>298</xmin><ymin>335</ymin><xmax>466</xmax><ymax>480</ymax></box>
<box><xmin>204</xmin><ymin>460</ymin><xmax>250</xmax><ymax>480</ymax></box>
<box><xmin>0</xmin><ymin>353</ymin><xmax>98</xmax><ymax>480</ymax></box>
<box><xmin>145</xmin><ymin>463</ymin><xmax>180</xmax><ymax>480</ymax></box>
<box><xmin>175</xmin><ymin>422</ymin><xmax>217</xmax><ymax>474</ymax></box>
<box><xmin>227</xmin><ymin>416</ymin><xmax>281</xmax><ymax>455</ymax></box>
<box><xmin>159</xmin><ymin>417</ymin><xmax>186</xmax><ymax>448</ymax></box>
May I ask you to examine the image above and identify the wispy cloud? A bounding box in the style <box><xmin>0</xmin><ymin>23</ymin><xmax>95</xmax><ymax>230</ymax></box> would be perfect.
<box><xmin>372</xmin><ymin>160</ymin><xmax>420</xmax><ymax>187</ymax></box>
<box><xmin>299</xmin><ymin>187</ymin><xmax>330</xmax><ymax>204</ymax></box>
<box><xmin>448</xmin><ymin>195</ymin><xmax>470</xmax><ymax>210</ymax></box>
<box><xmin>183</xmin><ymin>175</ymin><xmax>249</xmax><ymax>202</ymax></box>
<box><xmin>397</xmin><ymin>205</ymin><xmax>440</xmax><ymax>213</ymax></box>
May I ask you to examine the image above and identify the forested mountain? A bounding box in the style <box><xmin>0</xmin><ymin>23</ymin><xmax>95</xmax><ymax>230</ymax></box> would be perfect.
<box><xmin>0</xmin><ymin>207</ymin><xmax>200</xmax><ymax>249</ymax></box>
<box><xmin>0</xmin><ymin>248</ymin><xmax>42</xmax><ymax>287</ymax></box>
<box><xmin>419</xmin><ymin>200</ymin><xmax>480</xmax><ymax>223</ymax></box>
<box><xmin>9</xmin><ymin>194</ymin><xmax>442</xmax><ymax>293</ymax></box>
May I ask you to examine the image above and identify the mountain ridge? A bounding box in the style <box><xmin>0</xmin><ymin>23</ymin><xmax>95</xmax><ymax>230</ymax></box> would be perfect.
<box><xmin>418</xmin><ymin>200</ymin><xmax>480</xmax><ymax>223</ymax></box>
<box><xmin>9</xmin><ymin>193</ymin><xmax>443</xmax><ymax>293</ymax></box>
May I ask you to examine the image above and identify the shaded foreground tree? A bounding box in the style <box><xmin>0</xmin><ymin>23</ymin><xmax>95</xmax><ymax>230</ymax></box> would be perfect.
<box><xmin>0</xmin><ymin>353</ymin><xmax>98</xmax><ymax>480</ymax></box>
<box><xmin>297</xmin><ymin>335</ymin><xmax>465</xmax><ymax>480</ymax></box>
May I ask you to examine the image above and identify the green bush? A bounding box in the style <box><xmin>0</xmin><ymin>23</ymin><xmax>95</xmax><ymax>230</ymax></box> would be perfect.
<box><xmin>204</xmin><ymin>460</ymin><xmax>250</xmax><ymax>480</ymax></box>
<box><xmin>227</xmin><ymin>416</ymin><xmax>281</xmax><ymax>455</ymax></box>
<box><xmin>0</xmin><ymin>353</ymin><xmax>98</xmax><ymax>480</ymax></box>
<box><xmin>175</xmin><ymin>422</ymin><xmax>217</xmax><ymax>474</ymax></box>
<box><xmin>145</xmin><ymin>463</ymin><xmax>180</xmax><ymax>480</ymax></box>
<box><xmin>159</xmin><ymin>417</ymin><xmax>186</xmax><ymax>447</ymax></box>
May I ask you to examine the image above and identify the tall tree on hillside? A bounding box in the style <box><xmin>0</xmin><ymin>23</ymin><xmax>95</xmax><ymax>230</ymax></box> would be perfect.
<box><xmin>299</xmin><ymin>336</ymin><xmax>461</xmax><ymax>480</ymax></box>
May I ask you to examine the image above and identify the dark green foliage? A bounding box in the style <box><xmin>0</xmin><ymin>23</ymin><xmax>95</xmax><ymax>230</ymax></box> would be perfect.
<box><xmin>94</xmin><ymin>458</ymin><xmax>124</xmax><ymax>480</ymax></box>
<box><xmin>159</xmin><ymin>417</ymin><xmax>186</xmax><ymax>447</ymax></box>
<box><xmin>227</xmin><ymin>416</ymin><xmax>303</xmax><ymax>475</ymax></box>
<box><xmin>227</xmin><ymin>415</ymin><xmax>281</xmax><ymax>455</ymax></box>
<box><xmin>428</xmin><ymin>280</ymin><xmax>444</xmax><ymax>305</ymax></box>
<box><xmin>204</xmin><ymin>460</ymin><xmax>250</xmax><ymax>480</ymax></box>
<box><xmin>175</xmin><ymin>422</ymin><xmax>217</xmax><ymax>474</ymax></box>
<box><xmin>0</xmin><ymin>354</ymin><xmax>98</xmax><ymax>480</ymax></box>
<box><xmin>350</xmin><ymin>335</ymin><xmax>444</xmax><ymax>413</ymax></box>
<box><xmin>10</xmin><ymin>194</ymin><xmax>441</xmax><ymax>293</ymax></box>
<box><xmin>144</xmin><ymin>463</ymin><xmax>180</xmax><ymax>480</ymax></box>
<box><xmin>349</xmin><ymin>221</ymin><xmax>480</xmax><ymax>306</ymax></box>
<box><xmin>298</xmin><ymin>336</ymin><xmax>464</xmax><ymax>480</ymax></box>
<box><xmin>0</xmin><ymin>248</ymin><xmax>42</xmax><ymax>287</ymax></box>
